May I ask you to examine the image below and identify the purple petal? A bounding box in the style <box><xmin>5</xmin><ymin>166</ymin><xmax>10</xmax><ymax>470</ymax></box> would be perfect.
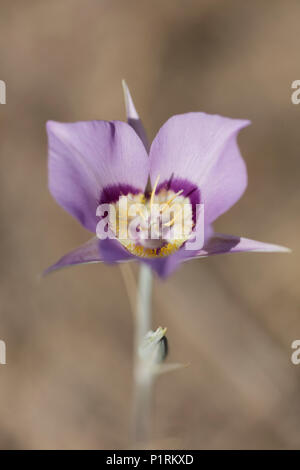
<box><xmin>47</xmin><ymin>119</ymin><xmax>149</xmax><ymax>232</ymax></box>
<box><xmin>149</xmin><ymin>113</ymin><xmax>250</xmax><ymax>224</ymax></box>
<box><xmin>140</xmin><ymin>249</ymin><xmax>191</xmax><ymax>279</ymax></box>
<box><xmin>44</xmin><ymin>238</ymin><xmax>134</xmax><ymax>275</ymax></box>
<box><xmin>137</xmin><ymin>224</ymin><xmax>215</xmax><ymax>279</ymax></box>
<box><xmin>122</xmin><ymin>80</ymin><xmax>149</xmax><ymax>152</ymax></box>
<box><xmin>44</xmin><ymin>237</ymin><xmax>102</xmax><ymax>275</ymax></box>
<box><xmin>195</xmin><ymin>233</ymin><xmax>291</xmax><ymax>258</ymax></box>
<box><xmin>124</xmin><ymin>229</ymin><xmax>290</xmax><ymax>279</ymax></box>
<box><xmin>98</xmin><ymin>238</ymin><xmax>134</xmax><ymax>263</ymax></box>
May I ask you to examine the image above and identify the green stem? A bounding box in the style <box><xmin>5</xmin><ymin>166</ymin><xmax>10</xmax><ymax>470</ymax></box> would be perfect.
<box><xmin>132</xmin><ymin>263</ymin><xmax>153</xmax><ymax>445</ymax></box>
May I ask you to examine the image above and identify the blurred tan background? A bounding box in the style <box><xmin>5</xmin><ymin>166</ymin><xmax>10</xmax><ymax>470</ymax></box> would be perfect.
<box><xmin>0</xmin><ymin>0</ymin><xmax>299</xmax><ymax>449</ymax></box>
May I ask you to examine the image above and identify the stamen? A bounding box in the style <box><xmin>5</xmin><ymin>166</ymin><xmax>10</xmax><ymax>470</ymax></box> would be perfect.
<box><xmin>161</xmin><ymin>190</ymin><xmax>184</xmax><ymax>213</ymax></box>
<box><xmin>150</xmin><ymin>175</ymin><xmax>160</xmax><ymax>211</ymax></box>
<box><xmin>163</xmin><ymin>210</ymin><xmax>181</xmax><ymax>227</ymax></box>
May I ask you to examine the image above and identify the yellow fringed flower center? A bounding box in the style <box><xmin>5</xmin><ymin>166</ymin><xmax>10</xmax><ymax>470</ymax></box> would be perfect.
<box><xmin>108</xmin><ymin>180</ymin><xmax>194</xmax><ymax>258</ymax></box>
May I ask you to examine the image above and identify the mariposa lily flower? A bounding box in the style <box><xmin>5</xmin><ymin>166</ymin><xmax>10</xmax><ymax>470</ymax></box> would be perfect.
<box><xmin>45</xmin><ymin>81</ymin><xmax>289</xmax><ymax>278</ymax></box>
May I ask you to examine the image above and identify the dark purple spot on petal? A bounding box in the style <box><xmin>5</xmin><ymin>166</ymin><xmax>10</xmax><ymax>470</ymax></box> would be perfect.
<box><xmin>99</xmin><ymin>184</ymin><xmax>142</xmax><ymax>204</ymax></box>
